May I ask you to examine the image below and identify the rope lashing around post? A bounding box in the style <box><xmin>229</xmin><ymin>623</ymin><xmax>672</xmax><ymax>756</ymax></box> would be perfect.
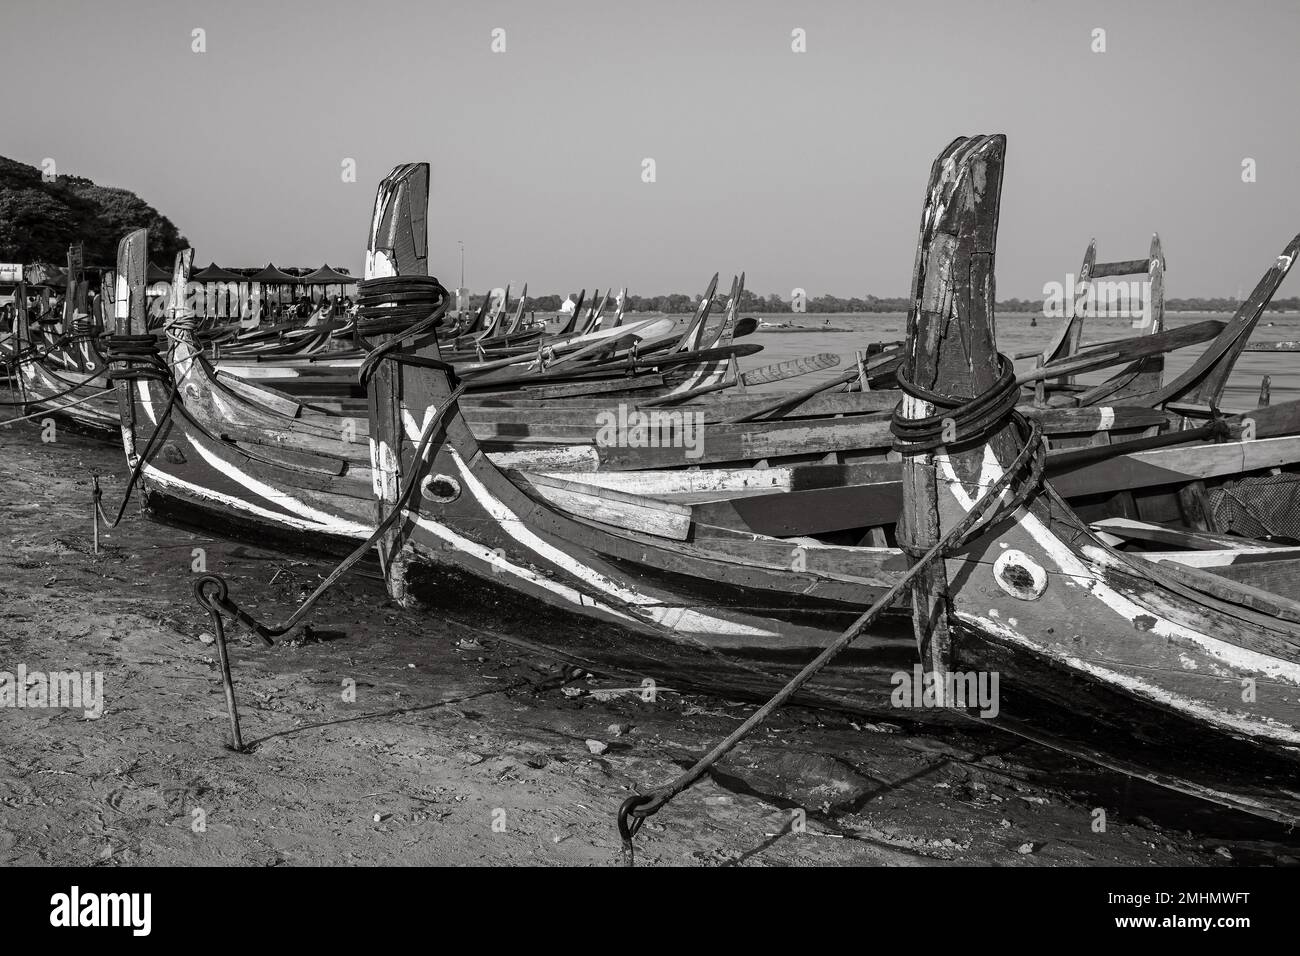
<box><xmin>69</xmin><ymin>313</ymin><xmax>96</xmax><ymax>340</ymax></box>
<box><xmin>888</xmin><ymin>354</ymin><xmax>1021</xmax><ymax>452</ymax></box>
<box><xmin>355</xmin><ymin>275</ymin><xmax>451</xmax><ymax>334</ymax></box>
<box><xmin>616</xmin><ymin>357</ymin><xmax>1045</xmax><ymax>865</ymax></box>
<box><xmin>355</xmin><ymin>276</ymin><xmax>452</xmax><ymax>385</ymax></box>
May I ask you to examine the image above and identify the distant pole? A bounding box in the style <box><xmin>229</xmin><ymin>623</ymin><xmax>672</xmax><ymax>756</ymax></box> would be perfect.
<box><xmin>459</xmin><ymin>240</ymin><xmax>465</xmax><ymax>291</ymax></box>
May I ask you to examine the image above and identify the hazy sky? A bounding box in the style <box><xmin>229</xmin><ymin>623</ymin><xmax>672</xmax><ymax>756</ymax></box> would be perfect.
<box><xmin>3</xmin><ymin>0</ymin><xmax>1298</xmax><ymax>299</ymax></box>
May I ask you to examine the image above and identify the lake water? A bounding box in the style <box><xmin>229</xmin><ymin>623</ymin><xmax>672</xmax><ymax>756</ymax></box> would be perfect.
<box><xmin>731</xmin><ymin>312</ymin><xmax>1299</xmax><ymax>412</ymax></box>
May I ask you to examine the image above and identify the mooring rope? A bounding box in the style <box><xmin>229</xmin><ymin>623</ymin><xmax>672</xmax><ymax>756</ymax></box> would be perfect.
<box><xmin>615</xmin><ymin>357</ymin><xmax>1046</xmax><ymax>864</ymax></box>
<box><xmin>90</xmin><ymin>334</ymin><xmax>177</xmax><ymax>529</ymax></box>
<box><xmin>0</xmin><ymin>387</ymin><xmax>113</xmax><ymax>427</ymax></box>
<box><xmin>0</xmin><ymin>333</ymin><xmax>74</xmax><ymax>371</ymax></box>
<box><xmin>193</xmin><ymin>378</ymin><xmax>466</xmax><ymax>653</ymax></box>
<box><xmin>186</xmin><ymin>279</ymin><xmax>460</xmax><ymax>749</ymax></box>
<box><xmin>0</xmin><ymin>363</ymin><xmax>110</xmax><ymax>406</ymax></box>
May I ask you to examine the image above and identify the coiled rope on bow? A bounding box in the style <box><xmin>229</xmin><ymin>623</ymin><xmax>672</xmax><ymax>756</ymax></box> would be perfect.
<box><xmin>355</xmin><ymin>275</ymin><xmax>450</xmax><ymax>335</ymax></box>
<box><xmin>616</xmin><ymin>353</ymin><xmax>1046</xmax><ymax>864</ymax></box>
<box><xmin>355</xmin><ymin>276</ymin><xmax>452</xmax><ymax>386</ymax></box>
<box><xmin>889</xmin><ymin>354</ymin><xmax>1022</xmax><ymax>452</ymax></box>
<box><xmin>69</xmin><ymin>312</ymin><xmax>96</xmax><ymax>340</ymax></box>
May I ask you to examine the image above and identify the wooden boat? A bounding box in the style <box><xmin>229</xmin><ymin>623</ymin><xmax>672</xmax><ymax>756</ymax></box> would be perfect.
<box><xmin>108</xmin><ymin>164</ymin><xmax>768</xmax><ymax>554</ymax></box>
<box><xmin>431</xmin><ymin>212</ymin><xmax>1300</xmax><ymax>475</ymax></box>
<box><xmin>893</xmin><ymin>133</ymin><xmax>1300</xmax><ymax>822</ymax></box>
<box><xmin>110</xmin><ymin>160</ymin><xmax>1283</xmax><ymax>561</ymax></box>
<box><xmin>115</xmin><ymin>150</ymin><xmax>1300</xmax><ymax>622</ymax></box>
<box><xmin>368</xmin><ymin>136</ymin><xmax>1300</xmax><ymax>823</ymax></box>
<box><xmin>8</xmin><ymin>246</ymin><xmax>120</xmax><ymax>434</ymax></box>
<box><xmin>759</xmin><ymin>321</ymin><xmax>854</xmax><ymax>333</ymax></box>
<box><xmin>108</xmin><ymin>234</ymin><xmax>379</xmax><ymax>552</ymax></box>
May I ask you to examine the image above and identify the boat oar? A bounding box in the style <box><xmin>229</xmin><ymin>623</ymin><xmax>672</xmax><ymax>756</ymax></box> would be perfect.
<box><xmin>470</xmin><ymin>341</ymin><xmax>764</xmax><ymax>389</ymax></box>
<box><xmin>457</xmin><ymin>319</ymin><xmax>658</xmax><ymax>376</ymax></box>
<box><xmin>1015</xmin><ymin>319</ymin><xmax>1224</xmax><ymax>387</ymax></box>
<box><xmin>722</xmin><ymin>364</ymin><xmax>861</xmax><ymax>424</ymax></box>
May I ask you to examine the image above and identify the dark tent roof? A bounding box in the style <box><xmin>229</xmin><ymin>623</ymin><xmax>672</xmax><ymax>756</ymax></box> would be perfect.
<box><xmin>298</xmin><ymin>264</ymin><xmax>357</xmax><ymax>285</ymax></box>
<box><xmin>147</xmin><ymin>262</ymin><xmax>172</xmax><ymax>282</ymax></box>
<box><xmin>191</xmin><ymin>262</ymin><xmax>246</xmax><ymax>282</ymax></box>
<box><xmin>249</xmin><ymin>263</ymin><xmax>299</xmax><ymax>283</ymax></box>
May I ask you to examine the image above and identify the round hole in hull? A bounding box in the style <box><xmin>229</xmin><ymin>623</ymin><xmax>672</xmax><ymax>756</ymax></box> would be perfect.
<box><xmin>421</xmin><ymin>474</ymin><xmax>461</xmax><ymax>504</ymax></box>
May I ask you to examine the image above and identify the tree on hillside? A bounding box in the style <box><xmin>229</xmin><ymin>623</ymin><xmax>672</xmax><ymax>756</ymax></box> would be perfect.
<box><xmin>0</xmin><ymin>156</ymin><xmax>187</xmax><ymax>266</ymax></box>
<box><xmin>0</xmin><ymin>189</ymin><xmax>81</xmax><ymax>262</ymax></box>
<box><xmin>65</xmin><ymin>183</ymin><xmax>187</xmax><ymax>264</ymax></box>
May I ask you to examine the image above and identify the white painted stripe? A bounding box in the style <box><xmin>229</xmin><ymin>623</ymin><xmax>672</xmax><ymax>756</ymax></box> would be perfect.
<box><xmin>941</xmin><ymin>444</ymin><xmax>1300</xmax><ymax>691</ymax></box>
<box><xmin>446</xmin><ymin>448</ymin><xmax>777</xmax><ymax>637</ymax></box>
<box><xmin>409</xmin><ymin>513</ymin><xmax>639</xmax><ymax>626</ymax></box>
<box><xmin>142</xmin><ymin>465</ymin><xmax>371</xmax><ymax>537</ymax></box>
<box><xmin>959</xmin><ymin>608</ymin><xmax>1300</xmax><ymax>744</ymax></box>
<box><xmin>137</xmin><ymin>380</ymin><xmax>370</xmax><ymax>537</ymax></box>
<box><xmin>1134</xmin><ymin>547</ymin><xmax>1300</xmax><ymax>568</ymax></box>
<box><xmin>186</xmin><ymin>438</ymin><xmax>372</xmax><ymax>536</ymax></box>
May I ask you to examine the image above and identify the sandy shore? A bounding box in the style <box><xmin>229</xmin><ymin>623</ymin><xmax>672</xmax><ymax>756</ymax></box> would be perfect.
<box><xmin>0</xmin><ymin>412</ymin><xmax>1295</xmax><ymax>866</ymax></box>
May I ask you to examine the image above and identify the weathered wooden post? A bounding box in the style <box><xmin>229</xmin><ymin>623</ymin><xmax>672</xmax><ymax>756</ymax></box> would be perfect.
<box><xmin>111</xmin><ymin>229</ymin><xmax>149</xmax><ymax>447</ymax></box>
<box><xmin>363</xmin><ymin>164</ymin><xmax>444</xmax><ymax>602</ymax></box>
<box><xmin>896</xmin><ymin>134</ymin><xmax>1011</xmax><ymax>695</ymax></box>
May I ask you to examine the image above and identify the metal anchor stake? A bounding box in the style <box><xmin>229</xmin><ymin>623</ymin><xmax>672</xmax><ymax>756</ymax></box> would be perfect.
<box><xmin>194</xmin><ymin>576</ymin><xmax>245</xmax><ymax>752</ymax></box>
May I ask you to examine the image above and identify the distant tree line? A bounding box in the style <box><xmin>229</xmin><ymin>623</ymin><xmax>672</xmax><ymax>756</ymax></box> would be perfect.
<box><xmin>0</xmin><ymin>155</ymin><xmax>188</xmax><ymax>266</ymax></box>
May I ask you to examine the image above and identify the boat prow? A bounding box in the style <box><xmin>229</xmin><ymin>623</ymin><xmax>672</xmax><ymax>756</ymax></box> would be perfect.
<box><xmin>893</xmin><ymin>133</ymin><xmax>1300</xmax><ymax>823</ymax></box>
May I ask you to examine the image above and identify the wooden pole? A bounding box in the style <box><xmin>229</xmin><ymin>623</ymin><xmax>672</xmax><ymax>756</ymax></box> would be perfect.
<box><xmin>897</xmin><ymin>134</ymin><xmax>1010</xmax><ymax>694</ymax></box>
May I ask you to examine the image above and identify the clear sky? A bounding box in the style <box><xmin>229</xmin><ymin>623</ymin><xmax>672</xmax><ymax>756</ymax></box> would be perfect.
<box><xmin>3</xmin><ymin>0</ymin><xmax>1297</xmax><ymax>299</ymax></box>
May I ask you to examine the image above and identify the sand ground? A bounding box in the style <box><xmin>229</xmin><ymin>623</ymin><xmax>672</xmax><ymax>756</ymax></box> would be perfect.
<box><xmin>1</xmin><ymin>411</ymin><xmax>1296</xmax><ymax>866</ymax></box>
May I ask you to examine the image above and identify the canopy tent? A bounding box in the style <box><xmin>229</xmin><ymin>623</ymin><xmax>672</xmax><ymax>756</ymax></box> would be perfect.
<box><xmin>188</xmin><ymin>262</ymin><xmax>251</xmax><ymax>319</ymax></box>
<box><xmin>298</xmin><ymin>264</ymin><xmax>356</xmax><ymax>285</ymax></box>
<box><xmin>249</xmin><ymin>263</ymin><xmax>299</xmax><ymax>310</ymax></box>
<box><xmin>190</xmin><ymin>262</ymin><xmax>246</xmax><ymax>283</ymax></box>
<box><xmin>146</xmin><ymin>262</ymin><xmax>172</xmax><ymax>283</ymax></box>
<box><xmin>249</xmin><ymin>263</ymin><xmax>299</xmax><ymax>284</ymax></box>
<box><xmin>298</xmin><ymin>264</ymin><xmax>357</xmax><ymax>306</ymax></box>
